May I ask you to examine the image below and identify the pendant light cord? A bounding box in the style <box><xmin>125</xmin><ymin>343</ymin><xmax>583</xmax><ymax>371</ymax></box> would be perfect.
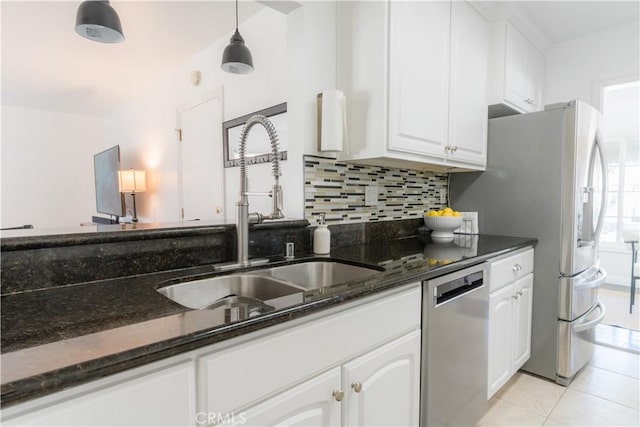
<box><xmin>235</xmin><ymin>0</ymin><xmax>239</xmax><ymax>30</ymax></box>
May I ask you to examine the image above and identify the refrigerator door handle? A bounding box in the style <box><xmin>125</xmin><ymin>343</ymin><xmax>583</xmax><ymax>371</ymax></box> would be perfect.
<box><xmin>591</xmin><ymin>130</ymin><xmax>608</xmax><ymax>242</ymax></box>
<box><xmin>573</xmin><ymin>300</ymin><xmax>606</xmax><ymax>333</ymax></box>
<box><xmin>574</xmin><ymin>268</ymin><xmax>607</xmax><ymax>291</ymax></box>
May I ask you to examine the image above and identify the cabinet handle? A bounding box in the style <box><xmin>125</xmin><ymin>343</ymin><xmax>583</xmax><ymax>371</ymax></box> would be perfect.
<box><xmin>444</xmin><ymin>145</ymin><xmax>451</xmax><ymax>152</ymax></box>
<box><xmin>517</xmin><ymin>291</ymin><xmax>523</xmax><ymax>296</ymax></box>
<box><xmin>332</xmin><ymin>390</ymin><xmax>344</xmax><ymax>401</ymax></box>
<box><xmin>452</xmin><ymin>146</ymin><xmax>458</xmax><ymax>152</ymax></box>
<box><xmin>351</xmin><ymin>382</ymin><xmax>363</xmax><ymax>393</ymax></box>
<box><xmin>512</xmin><ymin>294</ymin><xmax>519</xmax><ymax>299</ymax></box>
<box><xmin>512</xmin><ymin>263</ymin><xmax>522</xmax><ymax>272</ymax></box>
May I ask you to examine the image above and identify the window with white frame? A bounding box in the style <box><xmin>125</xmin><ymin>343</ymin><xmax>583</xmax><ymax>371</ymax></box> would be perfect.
<box><xmin>599</xmin><ymin>80</ymin><xmax>639</xmax><ymax>244</ymax></box>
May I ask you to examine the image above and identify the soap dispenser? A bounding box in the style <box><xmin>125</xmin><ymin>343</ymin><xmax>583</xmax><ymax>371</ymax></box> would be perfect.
<box><xmin>313</xmin><ymin>214</ymin><xmax>331</xmax><ymax>255</ymax></box>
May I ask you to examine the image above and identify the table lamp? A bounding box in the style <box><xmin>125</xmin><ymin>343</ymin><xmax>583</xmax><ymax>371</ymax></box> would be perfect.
<box><xmin>118</xmin><ymin>169</ymin><xmax>146</xmax><ymax>223</ymax></box>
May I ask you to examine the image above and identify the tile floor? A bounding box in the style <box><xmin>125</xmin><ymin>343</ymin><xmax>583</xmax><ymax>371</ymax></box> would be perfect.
<box><xmin>599</xmin><ymin>287</ymin><xmax>640</xmax><ymax>332</ymax></box>
<box><xmin>476</xmin><ymin>345</ymin><xmax>640</xmax><ymax>426</ymax></box>
<box><xmin>596</xmin><ymin>324</ymin><xmax>640</xmax><ymax>353</ymax></box>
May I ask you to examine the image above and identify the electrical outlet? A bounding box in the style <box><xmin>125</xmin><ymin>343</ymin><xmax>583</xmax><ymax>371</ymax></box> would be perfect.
<box><xmin>365</xmin><ymin>185</ymin><xmax>378</xmax><ymax>206</ymax></box>
<box><xmin>439</xmin><ymin>188</ymin><xmax>447</xmax><ymax>204</ymax></box>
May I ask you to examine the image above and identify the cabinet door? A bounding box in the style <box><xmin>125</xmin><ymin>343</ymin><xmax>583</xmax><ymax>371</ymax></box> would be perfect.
<box><xmin>388</xmin><ymin>1</ymin><xmax>450</xmax><ymax>158</ymax></box>
<box><xmin>503</xmin><ymin>23</ymin><xmax>530</xmax><ymax>112</ymax></box>
<box><xmin>527</xmin><ymin>45</ymin><xmax>545</xmax><ymax>111</ymax></box>
<box><xmin>488</xmin><ymin>285</ymin><xmax>514</xmax><ymax>398</ymax></box>
<box><xmin>448</xmin><ymin>1</ymin><xmax>490</xmax><ymax>167</ymax></box>
<box><xmin>342</xmin><ymin>330</ymin><xmax>421</xmax><ymax>427</ymax></box>
<box><xmin>4</xmin><ymin>362</ymin><xmax>195</xmax><ymax>427</ymax></box>
<box><xmin>513</xmin><ymin>274</ymin><xmax>534</xmax><ymax>371</ymax></box>
<box><xmin>235</xmin><ymin>367</ymin><xmax>341</xmax><ymax>427</ymax></box>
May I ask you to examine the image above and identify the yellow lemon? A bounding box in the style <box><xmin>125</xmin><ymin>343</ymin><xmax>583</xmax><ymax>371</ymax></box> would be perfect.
<box><xmin>453</xmin><ymin>211</ymin><xmax>462</xmax><ymax>217</ymax></box>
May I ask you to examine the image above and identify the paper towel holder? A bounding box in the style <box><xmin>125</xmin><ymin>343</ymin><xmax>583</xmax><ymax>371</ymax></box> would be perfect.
<box><xmin>317</xmin><ymin>90</ymin><xmax>347</xmax><ymax>152</ymax></box>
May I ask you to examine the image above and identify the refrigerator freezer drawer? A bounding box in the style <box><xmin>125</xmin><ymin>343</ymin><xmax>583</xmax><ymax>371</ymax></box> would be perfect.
<box><xmin>559</xmin><ymin>267</ymin><xmax>606</xmax><ymax>321</ymax></box>
<box><xmin>556</xmin><ymin>300</ymin><xmax>606</xmax><ymax>385</ymax></box>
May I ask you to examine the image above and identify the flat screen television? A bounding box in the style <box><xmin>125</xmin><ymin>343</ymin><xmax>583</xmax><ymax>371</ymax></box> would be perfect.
<box><xmin>94</xmin><ymin>145</ymin><xmax>125</xmax><ymax>219</ymax></box>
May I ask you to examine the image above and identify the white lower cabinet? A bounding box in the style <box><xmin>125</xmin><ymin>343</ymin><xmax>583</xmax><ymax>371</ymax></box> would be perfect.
<box><xmin>488</xmin><ymin>284</ymin><xmax>514</xmax><ymax>397</ymax></box>
<box><xmin>512</xmin><ymin>276</ymin><xmax>533</xmax><ymax>369</ymax></box>
<box><xmin>237</xmin><ymin>329</ymin><xmax>421</xmax><ymax>427</ymax></box>
<box><xmin>3</xmin><ymin>362</ymin><xmax>196</xmax><ymax>427</ymax></box>
<box><xmin>201</xmin><ymin>285</ymin><xmax>422</xmax><ymax>427</ymax></box>
<box><xmin>238</xmin><ymin>367</ymin><xmax>342</xmax><ymax>427</ymax></box>
<box><xmin>487</xmin><ymin>273</ymin><xmax>534</xmax><ymax>398</ymax></box>
<box><xmin>342</xmin><ymin>330</ymin><xmax>421</xmax><ymax>427</ymax></box>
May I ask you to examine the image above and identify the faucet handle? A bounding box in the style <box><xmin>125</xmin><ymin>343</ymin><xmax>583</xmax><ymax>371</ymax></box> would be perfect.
<box><xmin>271</xmin><ymin>184</ymin><xmax>284</xmax><ymax>218</ymax></box>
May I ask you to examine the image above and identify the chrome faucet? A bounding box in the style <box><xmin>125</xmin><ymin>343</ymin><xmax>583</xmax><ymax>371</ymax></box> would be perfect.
<box><xmin>218</xmin><ymin>115</ymin><xmax>284</xmax><ymax>270</ymax></box>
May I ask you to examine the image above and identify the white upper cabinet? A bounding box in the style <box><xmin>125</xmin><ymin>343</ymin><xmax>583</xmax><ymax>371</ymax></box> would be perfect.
<box><xmin>337</xmin><ymin>1</ymin><xmax>490</xmax><ymax>172</ymax></box>
<box><xmin>490</xmin><ymin>20</ymin><xmax>545</xmax><ymax>113</ymax></box>
<box><xmin>448</xmin><ymin>0</ymin><xmax>491</xmax><ymax>166</ymax></box>
<box><xmin>387</xmin><ymin>1</ymin><xmax>451</xmax><ymax>159</ymax></box>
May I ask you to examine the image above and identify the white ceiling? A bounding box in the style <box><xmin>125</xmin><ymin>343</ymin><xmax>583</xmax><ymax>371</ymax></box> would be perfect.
<box><xmin>517</xmin><ymin>1</ymin><xmax>640</xmax><ymax>44</ymax></box>
<box><xmin>1</xmin><ymin>1</ymin><xmax>265</xmax><ymax>116</ymax></box>
<box><xmin>2</xmin><ymin>1</ymin><xmax>638</xmax><ymax>117</ymax></box>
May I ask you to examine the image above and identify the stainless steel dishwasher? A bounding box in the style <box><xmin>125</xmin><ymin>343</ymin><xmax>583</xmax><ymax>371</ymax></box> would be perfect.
<box><xmin>421</xmin><ymin>263</ymin><xmax>489</xmax><ymax>426</ymax></box>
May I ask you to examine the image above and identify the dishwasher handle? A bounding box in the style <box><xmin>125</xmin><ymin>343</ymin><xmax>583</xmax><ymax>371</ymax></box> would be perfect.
<box><xmin>432</xmin><ymin>270</ymin><xmax>484</xmax><ymax>307</ymax></box>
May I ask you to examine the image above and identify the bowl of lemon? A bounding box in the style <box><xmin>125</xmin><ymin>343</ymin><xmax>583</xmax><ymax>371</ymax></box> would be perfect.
<box><xmin>423</xmin><ymin>208</ymin><xmax>463</xmax><ymax>242</ymax></box>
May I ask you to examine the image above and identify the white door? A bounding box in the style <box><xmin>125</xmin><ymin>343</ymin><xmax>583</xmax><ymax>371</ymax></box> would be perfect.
<box><xmin>342</xmin><ymin>330</ymin><xmax>421</xmax><ymax>427</ymax></box>
<box><xmin>513</xmin><ymin>274</ymin><xmax>534</xmax><ymax>371</ymax></box>
<box><xmin>177</xmin><ymin>90</ymin><xmax>225</xmax><ymax>221</ymax></box>
<box><xmin>488</xmin><ymin>284</ymin><xmax>514</xmax><ymax>398</ymax></box>
<box><xmin>236</xmin><ymin>367</ymin><xmax>341</xmax><ymax>427</ymax></box>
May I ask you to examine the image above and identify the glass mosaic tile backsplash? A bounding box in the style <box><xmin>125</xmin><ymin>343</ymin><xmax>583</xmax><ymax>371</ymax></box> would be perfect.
<box><xmin>304</xmin><ymin>155</ymin><xmax>449</xmax><ymax>224</ymax></box>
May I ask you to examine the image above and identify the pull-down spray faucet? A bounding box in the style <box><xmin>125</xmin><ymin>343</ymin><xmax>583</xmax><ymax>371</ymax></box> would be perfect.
<box><xmin>217</xmin><ymin>115</ymin><xmax>284</xmax><ymax>270</ymax></box>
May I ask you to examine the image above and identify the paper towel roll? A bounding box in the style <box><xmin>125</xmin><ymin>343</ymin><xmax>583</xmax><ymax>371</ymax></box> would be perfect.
<box><xmin>318</xmin><ymin>90</ymin><xmax>347</xmax><ymax>152</ymax></box>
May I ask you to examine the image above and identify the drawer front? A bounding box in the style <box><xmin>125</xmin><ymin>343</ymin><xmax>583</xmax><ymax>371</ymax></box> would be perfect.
<box><xmin>198</xmin><ymin>284</ymin><xmax>421</xmax><ymax>414</ymax></box>
<box><xmin>489</xmin><ymin>247</ymin><xmax>534</xmax><ymax>292</ymax></box>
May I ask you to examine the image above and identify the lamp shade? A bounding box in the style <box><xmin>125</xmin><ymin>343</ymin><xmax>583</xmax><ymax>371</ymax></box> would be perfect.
<box><xmin>118</xmin><ymin>169</ymin><xmax>146</xmax><ymax>193</ymax></box>
<box><xmin>221</xmin><ymin>29</ymin><xmax>254</xmax><ymax>74</ymax></box>
<box><xmin>75</xmin><ymin>0</ymin><xmax>124</xmax><ymax>44</ymax></box>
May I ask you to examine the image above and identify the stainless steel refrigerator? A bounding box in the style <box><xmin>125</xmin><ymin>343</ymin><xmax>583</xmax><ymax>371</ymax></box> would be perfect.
<box><xmin>450</xmin><ymin>100</ymin><xmax>608</xmax><ymax>385</ymax></box>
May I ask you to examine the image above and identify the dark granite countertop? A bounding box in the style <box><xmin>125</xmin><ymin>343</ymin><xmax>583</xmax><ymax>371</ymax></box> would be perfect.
<box><xmin>1</xmin><ymin>233</ymin><xmax>535</xmax><ymax>407</ymax></box>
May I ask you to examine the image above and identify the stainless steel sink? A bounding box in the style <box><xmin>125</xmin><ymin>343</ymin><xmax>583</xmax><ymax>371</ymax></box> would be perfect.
<box><xmin>157</xmin><ymin>274</ymin><xmax>305</xmax><ymax>310</ymax></box>
<box><xmin>253</xmin><ymin>261</ymin><xmax>382</xmax><ymax>289</ymax></box>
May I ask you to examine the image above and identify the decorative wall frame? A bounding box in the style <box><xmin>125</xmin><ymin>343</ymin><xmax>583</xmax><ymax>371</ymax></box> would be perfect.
<box><xmin>223</xmin><ymin>102</ymin><xmax>288</xmax><ymax>168</ymax></box>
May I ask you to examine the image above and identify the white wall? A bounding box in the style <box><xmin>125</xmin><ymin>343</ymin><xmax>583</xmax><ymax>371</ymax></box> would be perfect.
<box><xmin>544</xmin><ymin>22</ymin><xmax>640</xmax><ymax>107</ymax></box>
<box><xmin>1</xmin><ymin>106</ymin><xmax>106</xmax><ymax>229</ymax></box>
<box><xmin>106</xmin><ymin>2</ymin><xmax>338</xmax><ymax>224</ymax></box>
<box><xmin>1</xmin><ymin>3</ymin><xmax>338</xmax><ymax>230</ymax></box>
<box><xmin>106</xmin><ymin>8</ymin><xmax>289</xmax><ymax>223</ymax></box>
